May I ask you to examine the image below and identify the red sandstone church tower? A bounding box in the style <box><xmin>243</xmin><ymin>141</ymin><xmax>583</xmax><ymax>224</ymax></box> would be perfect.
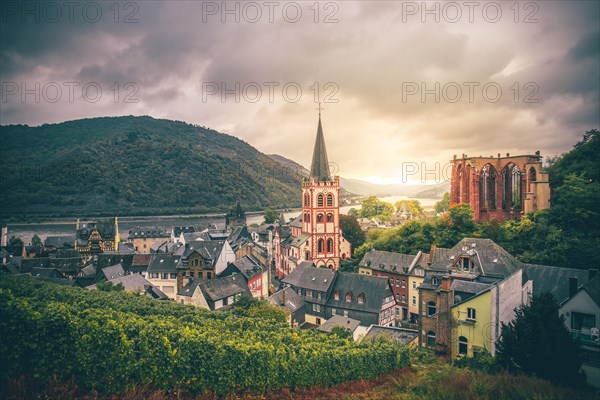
<box><xmin>273</xmin><ymin>110</ymin><xmax>352</xmax><ymax>278</ymax></box>
<box><xmin>300</xmin><ymin>110</ymin><xmax>351</xmax><ymax>269</ymax></box>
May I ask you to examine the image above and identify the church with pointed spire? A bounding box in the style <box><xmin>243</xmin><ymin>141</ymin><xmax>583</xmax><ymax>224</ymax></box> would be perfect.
<box><xmin>274</xmin><ymin>111</ymin><xmax>352</xmax><ymax>278</ymax></box>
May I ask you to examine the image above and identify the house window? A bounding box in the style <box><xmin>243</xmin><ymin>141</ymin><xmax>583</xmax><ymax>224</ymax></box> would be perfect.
<box><xmin>401</xmin><ymin>279</ymin><xmax>406</xmax><ymax>288</ymax></box>
<box><xmin>358</xmin><ymin>294</ymin><xmax>365</xmax><ymax>304</ymax></box>
<box><xmin>306</xmin><ymin>290</ymin><xmax>312</xmax><ymax>298</ymax></box>
<box><xmin>207</xmin><ymin>272</ymin><xmax>212</xmax><ymax>279</ymax></box>
<box><xmin>327</xmin><ymin>193</ymin><xmax>333</xmax><ymax>206</ymax></box>
<box><xmin>190</xmin><ymin>272</ymin><xmax>195</xmax><ymax>278</ymax></box>
<box><xmin>572</xmin><ymin>312</ymin><xmax>596</xmax><ymax>331</ymax></box>
<box><xmin>412</xmin><ymin>296</ymin><xmax>416</xmax><ymax>306</ymax></box>
<box><xmin>401</xmin><ymin>295</ymin><xmax>406</xmax><ymax>303</ymax></box>
<box><xmin>317</xmin><ymin>292</ymin><xmax>322</xmax><ymax>300</ymax></box>
<box><xmin>427</xmin><ymin>301</ymin><xmax>437</xmax><ymax>316</ymax></box>
<box><xmin>162</xmin><ymin>273</ymin><xmax>168</xmax><ymax>279</ymax></box>
<box><xmin>150</xmin><ymin>273</ymin><xmax>158</xmax><ymax>279</ymax></box>
<box><xmin>317</xmin><ymin>194</ymin><xmax>324</xmax><ymax>207</ymax></box>
<box><xmin>334</xmin><ymin>291</ymin><xmax>340</xmax><ymax>300</ymax></box>
<box><xmin>170</xmin><ymin>273</ymin><xmax>177</xmax><ymax>279</ymax></box>
<box><xmin>412</xmin><ymin>281</ymin><xmax>416</xmax><ymax>289</ymax></box>
<box><xmin>396</xmin><ymin>308</ymin><xmax>400</xmax><ymax>316</ymax></box>
<box><xmin>304</xmin><ymin>193</ymin><xmax>310</xmax><ymax>207</ymax></box>
<box><xmin>467</xmin><ymin>308</ymin><xmax>476</xmax><ymax>320</ymax></box>
<box><xmin>462</xmin><ymin>257</ymin><xmax>470</xmax><ymax>271</ymax></box>
<box><xmin>312</xmin><ymin>303</ymin><xmax>321</xmax><ymax>313</ymax></box>
<box><xmin>458</xmin><ymin>336</ymin><xmax>468</xmax><ymax>355</ymax></box>
<box><xmin>427</xmin><ymin>331</ymin><xmax>436</xmax><ymax>348</ymax></box>
<box><xmin>432</xmin><ymin>277</ymin><xmax>439</xmax><ymax>285</ymax></box>
<box><xmin>332</xmin><ymin>308</ymin><xmax>337</xmax><ymax>315</ymax></box>
<box><xmin>345</xmin><ymin>293</ymin><xmax>352</xmax><ymax>302</ymax></box>
<box><xmin>344</xmin><ymin>310</ymin><xmax>348</xmax><ymax>317</ymax></box>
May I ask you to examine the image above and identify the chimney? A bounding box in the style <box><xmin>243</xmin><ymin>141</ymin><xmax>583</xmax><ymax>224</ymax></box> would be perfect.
<box><xmin>589</xmin><ymin>269</ymin><xmax>598</xmax><ymax>280</ymax></box>
<box><xmin>568</xmin><ymin>277</ymin><xmax>578</xmax><ymax>299</ymax></box>
<box><xmin>441</xmin><ymin>276</ymin><xmax>452</xmax><ymax>291</ymax></box>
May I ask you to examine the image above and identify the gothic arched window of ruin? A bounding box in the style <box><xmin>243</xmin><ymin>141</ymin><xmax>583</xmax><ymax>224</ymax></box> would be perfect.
<box><xmin>511</xmin><ymin>165</ymin><xmax>522</xmax><ymax>210</ymax></box>
<box><xmin>502</xmin><ymin>164</ymin><xmax>514</xmax><ymax>210</ymax></box>
<box><xmin>528</xmin><ymin>167</ymin><xmax>537</xmax><ymax>192</ymax></box>
<box><xmin>480</xmin><ymin>165</ymin><xmax>497</xmax><ymax>211</ymax></box>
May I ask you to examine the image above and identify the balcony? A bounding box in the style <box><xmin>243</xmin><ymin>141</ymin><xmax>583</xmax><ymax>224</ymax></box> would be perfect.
<box><xmin>570</xmin><ymin>329</ymin><xmax>600</xmax><ymax>347</ymax></box>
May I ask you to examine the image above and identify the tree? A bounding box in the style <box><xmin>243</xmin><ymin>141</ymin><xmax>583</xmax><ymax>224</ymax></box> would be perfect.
<box><xmin>434</xmin><ymin>192</ymin><xmax>451</xmax><ymax>215</ymax></box>
<box><xmin>96</xmin><ymin>281</ymin><xmax>125</xmax><ymax>292</ymax></box>
<box><xmin>8</xmin><ymin>236</ymin><xmax>23</xmax><ymax>248</ymax></box>
<box><xmin>339</xmin><ymin>214</ymin><xmax>365</xmax><ymax>255</ymax></box>
<box><xmin>263</xmin><ymin>208</ymin><xmax>278</xmax><ymax>224</ymax></box>
<box><xmin>330</xmin><ymin>326</ymin><xmax>353</xmax><ymax>339</ymax></box>
<box><xmin>496</xmin><ymin>293</ymin><xmax>584</xmax><ymax>387</ymax></box>
<box><xmin>395</xmin><ymin>200</ymin><xmax>425</xmax><ymax>219</ymax></box>
<box><xmin>31</xmin><ymin>234</ymin><xmax>43</xmax><ymax>247</ymax></box>
<box><xmin>433</xmin><ymin>203</ymin><xmax>476</xmax><ymax>247</ymax></box>
<box><xmin>359</xmin><ymin>196</ymin><xmax>394</xmax><ymax>220</ymax></box>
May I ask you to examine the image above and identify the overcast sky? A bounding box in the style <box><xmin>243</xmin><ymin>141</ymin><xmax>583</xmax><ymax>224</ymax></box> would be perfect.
<box><xmin>1</xmin><ymin>0</ymin><xmax>598</xmax><ymax>183</ymax></box>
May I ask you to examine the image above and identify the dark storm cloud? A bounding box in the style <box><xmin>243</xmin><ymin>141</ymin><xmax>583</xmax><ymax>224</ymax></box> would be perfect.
<box><xmin>1</xmin><ymin>0</ymin><xmax>598</xmax><ymax>179</ymax></box>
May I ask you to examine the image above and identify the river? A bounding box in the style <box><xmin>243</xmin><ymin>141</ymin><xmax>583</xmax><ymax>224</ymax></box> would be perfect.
<box><xmin>8</xmin><ymin>196</ymin><xmax>440</xmax><ymax>244</ymax></box>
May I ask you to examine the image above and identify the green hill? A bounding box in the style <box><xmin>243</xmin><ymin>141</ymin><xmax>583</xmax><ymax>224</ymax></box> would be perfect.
<box><xmin>0</xmin><ymin>116</ymin><xmax>301</xmax><ymax>218</ymax></box>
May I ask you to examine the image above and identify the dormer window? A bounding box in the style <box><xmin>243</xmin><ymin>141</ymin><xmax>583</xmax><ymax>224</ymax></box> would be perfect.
<box><xmin>432</xmin><ymin>277</ymin><xmax>439</xmax><ymax>285</ymax></box>
<box><xmin>462</xmin><ymin>257</ymin><xmax>470</xmax><ymax>271</ymax></box>
<box><xmin>334</xmin><ymin>291</ymin><xmax>340</xmax><ymax>301</ymax></box>
<box><xmin>345</xmin><ymin>293</ymin><xmax>352</xmax><ymax>302</ymax></box>
<box><xmin>357</xmin><ymin>294</ymin><xmax>365</xmax><ymax>304</ymax></box>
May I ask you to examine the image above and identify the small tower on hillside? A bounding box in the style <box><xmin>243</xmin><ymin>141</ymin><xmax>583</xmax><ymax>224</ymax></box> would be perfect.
<box><xmin>226</xmin><ymin>200</ymin><xmax>247</xmax><ymax>229</ymax></box>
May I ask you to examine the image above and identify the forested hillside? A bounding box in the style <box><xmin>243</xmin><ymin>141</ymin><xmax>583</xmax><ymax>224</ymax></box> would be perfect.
<box><xmin>0</xmin><ymin>116</ymin><xmax>302</xmax><ymax>218</ymax></box>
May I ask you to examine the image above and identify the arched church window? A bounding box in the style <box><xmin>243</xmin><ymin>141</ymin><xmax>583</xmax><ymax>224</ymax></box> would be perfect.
<box><xmin>528</xmin><ymin>167</ymin><xmax>537</xmax><ymax>192</ymax></box>
<box><xmin>303</xmin><ymin>212</ymin><xmax>310</xmax><ymax>222</ymax></box>
<box><xmin>317</xmin><ymin>213</ymin><xmax>324</xmax><ymax>223</ymax></box>
<box><xmin>327</xmin><ymin>193</ymin><xmax>333</xmax><ymax>207</ymax></box>
<box><xmin>318</xmin><ymin>239</ymin><xmax>324</xmax><ymax>253</ymax></box>
<box><xmin>326</xmin><ymin>213</ymin><xmax>333</xmax><ymax>222</ymax></box>
<box><xmin>317</xmin><ymin>194</ymin><xmax>324</xmax><ymax>207</ymax></box>
<box><xmin>327</xmin><ymin>238</ymin><xmax>333</xmax><ymax>253</ymax></box>
<box><xmin>511</xmin><ymin>165</ymin><xmax>521</xmax><ymax>210</ymax></box>
<box><xmin>304</xmin><ymin>193</ymin><xmax>310</xmax><ymax>207</ymax></box>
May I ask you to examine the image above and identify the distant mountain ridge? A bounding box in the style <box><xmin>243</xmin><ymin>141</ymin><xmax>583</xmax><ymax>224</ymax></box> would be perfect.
<box><xmin>0</xmin><ymin>116</ymin><xmax>302</xmax><ymax>218</ymax></box>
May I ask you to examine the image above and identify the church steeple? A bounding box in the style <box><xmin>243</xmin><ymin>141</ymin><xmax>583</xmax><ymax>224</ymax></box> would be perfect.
<box><xmin>309</xmin><ymin>106</ymin><xmax>331</xmax><ymax>181</ymax></box>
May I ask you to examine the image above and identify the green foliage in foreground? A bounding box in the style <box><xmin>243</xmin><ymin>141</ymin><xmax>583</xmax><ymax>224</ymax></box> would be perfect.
<box><xmin>0</xmin><ymin>275</ymin><xmax>409</xmax><ymax>396</ymax></box>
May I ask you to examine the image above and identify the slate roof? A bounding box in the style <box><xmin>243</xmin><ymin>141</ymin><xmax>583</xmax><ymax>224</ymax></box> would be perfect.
<box><xmin>182</xmin><ymin>240</ymin><xmax>224</xmax><ymax>267</ymax></box>
<box><xmin>523</xmin><ymin>263</ymin><xmax>591</xmax><ymax>305</ymax></box>
<box><xmin>359</xmin><ymin>250</ymin><xmax>419</xmax><ymax>273</ymax></box>
<box><xmin>200</xmin><ymin>273</ymin><xmax>248</xmax><ymax>301</ymax></box>
<box><xmin>451</xmin><ymin>280</ymin><xmax>492</xmax><ymax>295</ymax></box>
<box><xmin>319</xmin><ymin>315</ymin><xmax>361</xmax><ymax>333</ymax></box>
<box><xmin>177</xmin><ymin>279</ymin><xmax>201</xmax><ymax>297</ymax></box>
<box><xmin>276</xmin><ymin>226</ymin><xmax>291</xmax><ymax>239</ymax></box>
<box><xmin>29</xmin><ymin>268</ymin><xmax>64</xmax><ymax>279</ymax></box>
<box><xmin>582</xmin><ymin>275</ymin><xmax>600</xmax><ymax>306</ymax></box>
<box><xmin>182</xmin><ymin>232</ymin><xmax>206</xmax><ymax>242</ymax></box>
<box><xmin>131</xmin><ymin>254</ymin><xmax>152</xmax><ymax>267</ymax></box>
<box><xmin>290</xmin><ymin>214</ymin><xmax>303</xmax><ymax>228</ymax></box>
<box><xmin>127</xmin><ymin>226</ymin><xmax>169</xmax><ymax>239</ymax></box>
<box><xmin>363</xmin><ymin>326</ymin><xmax>419</xmax><ymax>345</ymax></box>
<box><xmin>100</xmin><ymin>263</ymin><xmax>126</xmax><ymax>280</ymax></box>
<box><xmin>228</xmin><ymin>226</ymin><xmax>252</xmax><ymax>247</ymax></box>
<box><xmin>147</xmin><ymin>254</ymin><xmax>182</xmax><ymax>273</ymax></box>
<box><xmin>229</xmin><ymin>255</ymin><xmax>266</xmax><ymax>280</ymax></box>
<box><xmin>173</xmin><ymin>226</ymin><xmax>195</xmax><ymax>237</ymax></box>
<box><xmin>289</xmin><ymin>234</ymin><xmax>310</xmax><ymax>248</ymax></box>
<box><xmin>96</xmin><ymin>254</ymin><xmax>134</xmax><ymax>270</ymax></box>
<box><xmin>429</xmin><ymin>238</ymin><xmax>522</xmax><ymax>278</ymax></box>
<box><xmin>268</xmin><ymin>287</ymin><xmax>305</xmax><ymax>313</ymax></box>
<box><xmin>327</xmin><ymin>272</ymin><xmax>393</xmax><ymax>314</ymax></box>
<box><xmin>20</xmin><ymin>257</ymin><xmax>83</xmax><ymax>272</ymax></box>
<box><xmin>282</xmin><ymin>265</ymin><xmax>336</xmax><ymax>292</ymax></box>
<box><xmin>309</xmin><ymin>115</ymin><xmax>331</xmax><ymax>181</ymax></box>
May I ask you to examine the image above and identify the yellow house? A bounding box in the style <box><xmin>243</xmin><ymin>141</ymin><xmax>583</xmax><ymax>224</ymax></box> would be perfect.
<box><xmin>408</xmin><ymin>273</ymin><xmax>424</xmax><ymax>322</ymax></box>
<box><xmin>451</xmin><ymin>289</ymin><xmax>492</xmax><ymax>358</ymax></box>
